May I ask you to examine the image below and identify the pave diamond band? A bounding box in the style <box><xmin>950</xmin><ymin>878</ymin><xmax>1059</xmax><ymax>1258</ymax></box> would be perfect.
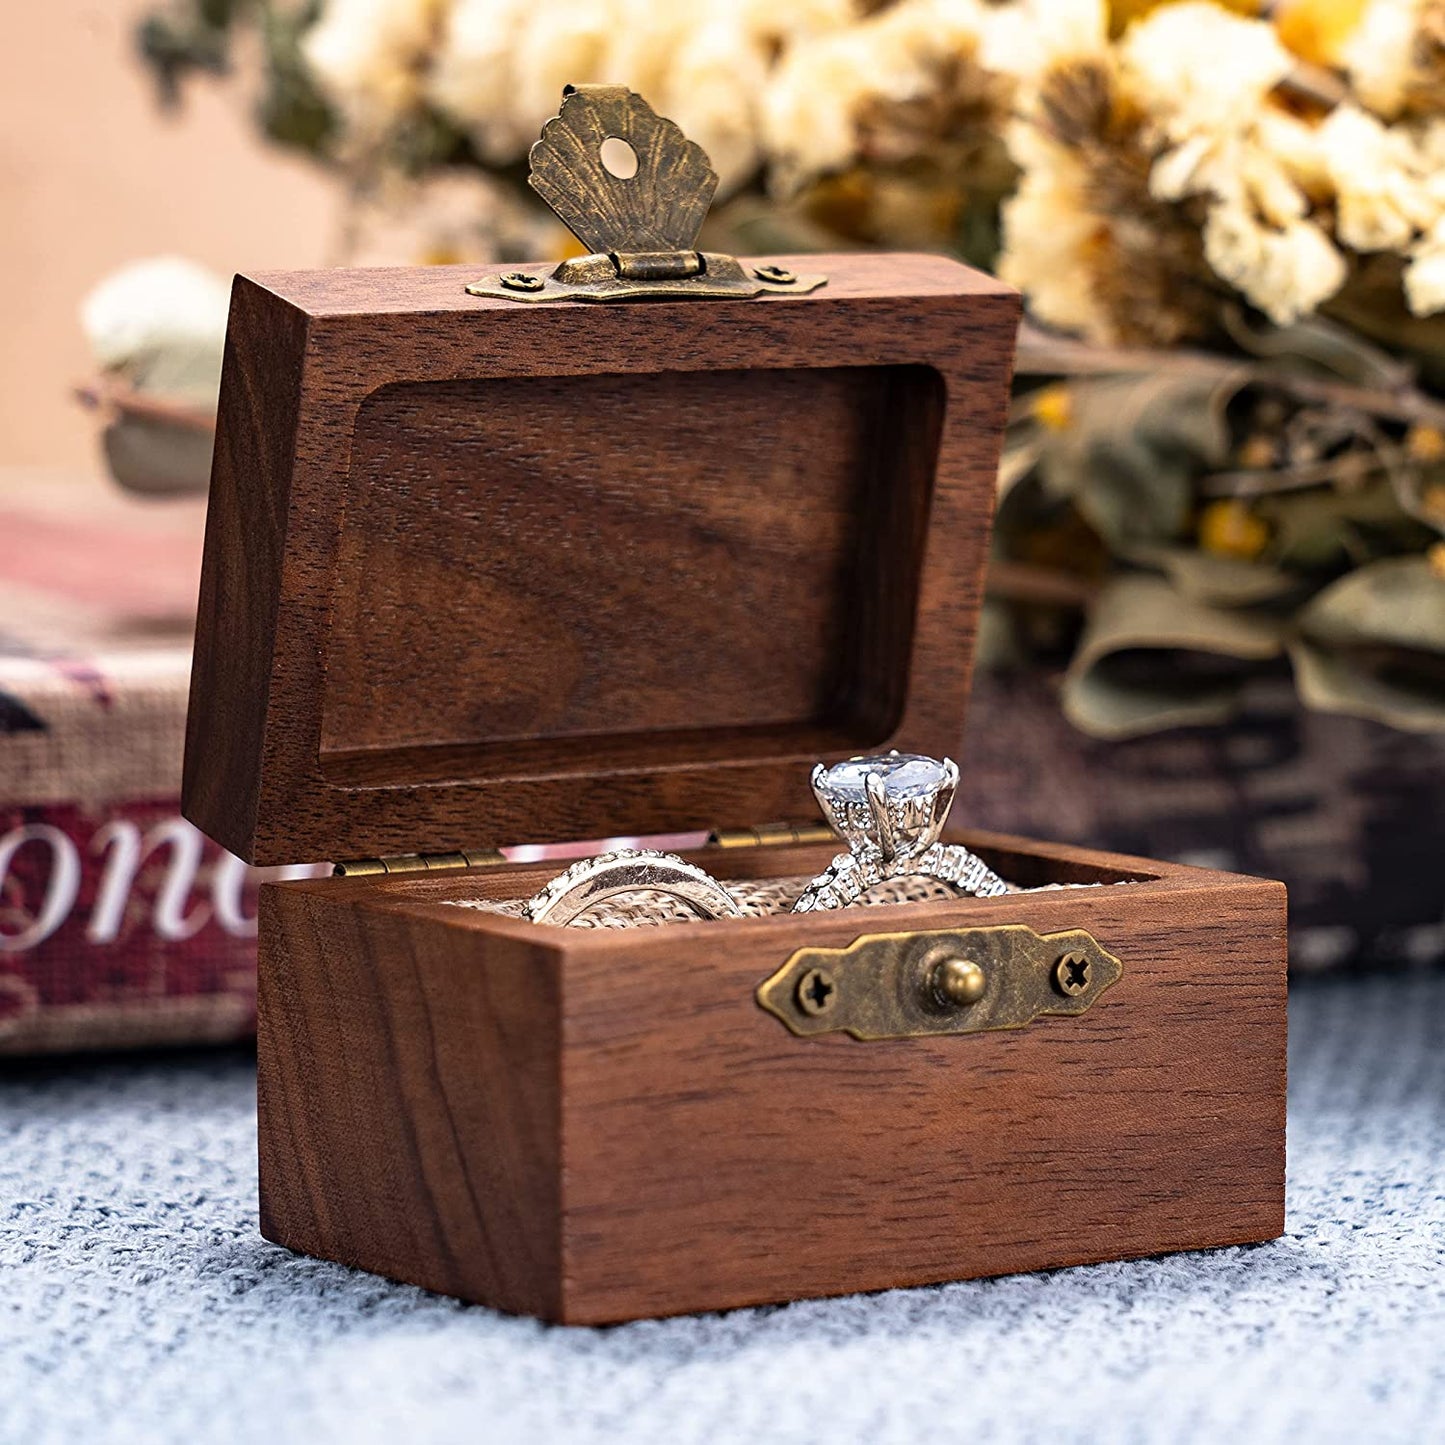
<box><xmin>791</xmin><ymin>751</ymin><xmax>1008</xmax><ymax>913</ymax></box>
<box><xmin>526</xmin><ymin>848</ymin><xmax>742</xmax><ymax>926</ymax></box>
<box><xmin>791</xmin><ymin>841</ymin><xmax>1009</xmax><ymax>913</ymax></box>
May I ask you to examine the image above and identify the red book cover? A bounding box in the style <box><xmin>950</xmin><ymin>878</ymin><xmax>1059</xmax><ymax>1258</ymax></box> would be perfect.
<box><xmin>0</xmin><ymin>469</ymin><xmax>321</xmax><ymax>1054</ymax></box>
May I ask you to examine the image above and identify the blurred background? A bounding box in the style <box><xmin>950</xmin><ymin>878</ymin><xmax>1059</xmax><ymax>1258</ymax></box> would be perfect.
<box><xmin>3</xmin><ymin>0</ymin><xmax>1445</xmax><ymax>1055</ymax></box>
<box><xmin>1</xmin><ymin>1</ymin><xmax>334</xmax><ymax>471</ymax></box>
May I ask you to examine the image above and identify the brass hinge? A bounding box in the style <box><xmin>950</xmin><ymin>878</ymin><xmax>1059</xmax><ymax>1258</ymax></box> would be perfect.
<box><xmin>336</xmin><ymin>823</ymin><xmax>828</xmax><ymax>877</ymax></box>
<box><xmin>709</xmin><ymin>822</ymin><xmax>835</xmax><ymax>850</ymax></box>
<box><xmin>333</xmin><ymin>848</ymin><xmax>506</xmax><ymax>878</ymax></box>
<box><xmin>464</xmin><ymin>86</ymin><xmax>825</xmax><ymax>305</ymax></box>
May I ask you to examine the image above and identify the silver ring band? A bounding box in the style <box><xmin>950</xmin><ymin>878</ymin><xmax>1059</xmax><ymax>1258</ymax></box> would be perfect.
<box><xmin>792</xmin><ymin>842</ymin><xmax>1008</xmax><ymax>913</ymax></box>
<box><xmin>526</xmin><ymin>849</ymin><xmax>742</xmax><ymax>926</ymax></box>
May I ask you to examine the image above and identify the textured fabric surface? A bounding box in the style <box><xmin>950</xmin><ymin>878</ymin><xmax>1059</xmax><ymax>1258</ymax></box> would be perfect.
<box><xmin>1</xmin><ymin>972</ymin><xmax>1442</xmax><ymax>1445</ymax></box>
<box><xmin>454</xmin><ymin>871</ymin><xmax>1107</xmax><ymax>927</ymax></box>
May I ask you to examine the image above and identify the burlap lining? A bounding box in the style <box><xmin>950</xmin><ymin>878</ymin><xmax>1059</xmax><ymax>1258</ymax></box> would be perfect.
<box><xmin>451</xmin><ymin>871</ymin><xmax>1106</xmax><ymax>929</ymax></box>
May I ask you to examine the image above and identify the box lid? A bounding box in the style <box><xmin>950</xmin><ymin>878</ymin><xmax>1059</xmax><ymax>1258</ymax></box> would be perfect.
<box><xmin>181</xmin><ymin>251</ymin><xmax>1018</xmax><ymax>867</ymax></box>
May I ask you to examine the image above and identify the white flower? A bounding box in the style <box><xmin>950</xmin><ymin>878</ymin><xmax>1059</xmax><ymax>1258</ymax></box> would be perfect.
<box><xmin>1342</xmin><ymin>0</ymin><xmax>1424</xmax><ymax>119</ymax></box>
<box><xmin>761</xmin><ymin>31</ymin><xmax>877</xmax><ymax>189</ymax></box>
<box><xmin>656</xmin><ymin>20</ymin><xmax>771</xmax><ymax>193</ymax></box>
<box><xmin>761</xmin><ymin>0</ymin><xmax>993</xmax><ymax>193</ymax></box>
<box><xmin>1149</xmin><ymin>130</ymin><xmax>1309</xmax><ymax>228</ymax></box>
<box><xmin>1121</xmin><ymin>3</ymin><xmax>1292</xmax><ymax>143</ymax></box>
<box><xmin>1255</xmin><ymin>107</ymin><xmax>1333</xmax><ymax>201</ymax></box>
<box><xmin>426</xmin><ymin>0</ymin><xmax>533</xmax><ymax>161</ymax></box>
<box><xmin>979</xmin><ymin>0</ymin><xmax>1107</xmax><ymax>81</ymax></box>
<box><xmin>601</xmin><ymin>5</ymin><xmax>698</xmax><ymax>105</ymax></box>
<box><xmin>431</xmin><ymin>0</ymin><xmax>846</xmax><ymax>189</ymax></box>
<box><xmin>1317</xmin><ymin>103</ymin><xmax>1445</xmax><ymax>253</ymax></box>
<box><xmin>303</xmin><ymin>0</ymin><xmax>442</xmax><ymax>137</ymax></box>
<box><xmin>998</xmin><ymin>147</ymin><xmax>1115</xmax><ymax>339</ymax></box>
<box><xmin>80</xmin><ymin>257</ymin><xmax>229</xmax><ymax>401</ymax></box>
<box><xmin>1202</xmin><ymin>202</ymin><xmax>1347</xmax><ymax>325</ymax></box>
<box><xmin>725</xmin><ymin>0</ymin><xmax>858</xmax><ymax>45</ymax></box>
<box><xmin>1406</xmin><ymin>218</ymin><xmax>1445</xmax><ymax>315</ymax></box>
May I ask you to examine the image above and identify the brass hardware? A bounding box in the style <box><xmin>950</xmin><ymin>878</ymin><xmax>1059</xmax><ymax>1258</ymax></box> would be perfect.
<box><xmin>333</xmin><ymin>848</ymin><xmax>505</xmax><ymax>878</ymax></box>
<box><xmin>796</xmin><ymin>967</ymin><xmax>838</xmax><ymax>1017</ymax></box>
<box><xmin>929</xmin><ymin>956</ymin><xmax>987</xmax><ymax>1009</ymax></box>
<box><xmin>709</xmin><ymin>822</ymin><xmax>835</xmax><ymax>850</ymax></box>
<box><xmin>339</xmin><ymin>817</ymin><xmax>831</xmax><ymax>878</ymax></box>
<box><xmin>466</xmin><ymin>86</ymin><xmax>825</xmax><ymax>305</ymax></box>
<box><xmin>757</xmin><ymin>925</ymin><xmax>1122</xmax><ymax>1040</ymax></box>
<box><xmin>614</xmin><ymin>250</ymin><xmax>703</xmax><ymax>280</ymax></box>
<box><xmin>1053</xmin><ymin>950</ymin><xmax>1092</xmax><ymax>997</ymax></box>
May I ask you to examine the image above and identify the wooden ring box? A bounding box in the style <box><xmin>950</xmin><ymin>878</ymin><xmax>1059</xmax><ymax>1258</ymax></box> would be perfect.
<box><xmin>182</xmin><ymin>248</ymin><xmax>1286</xmax><ymax>1325</ymax></box>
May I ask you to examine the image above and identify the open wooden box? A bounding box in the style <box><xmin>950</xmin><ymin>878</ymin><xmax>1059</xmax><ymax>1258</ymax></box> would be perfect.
<box><xmin>182</xmin><ymin>251</ymin><xmax>1286</xmax><ymax>1325</ymax></box>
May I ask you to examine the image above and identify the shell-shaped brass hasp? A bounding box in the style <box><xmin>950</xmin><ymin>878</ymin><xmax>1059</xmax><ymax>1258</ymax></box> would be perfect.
<box><xmin>756</xmin><ymin>925</ymin><xmax>1123</xmax><ymax>1041</ymax></box>
<box><xmin>529</xmin><ymin>83</ymin><xmax>716</xmax><ymax>256</ymax></box>
<box><xmin>465</xmin><ymin>85</ymin><xmax>826</xmax><ymax>303</ymax></box>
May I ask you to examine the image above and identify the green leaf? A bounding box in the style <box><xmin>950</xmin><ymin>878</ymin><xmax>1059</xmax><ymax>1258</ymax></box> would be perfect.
<box><xmin>101</xmin><ymin>417</ymin><xmax>215</xmax><ymax>498</ymax></box>
<box><xmin>1290</xmin><ymin>556</ymin><xmax>1445</xmax><ymax>732</ymax></box>
<box><xmin>1062</xmin><ymin>573</ymin><xmax>1285</xmax><ymax>738</ymax></box>
<box><xmin>1226</xmin><ymin>310</ymin><xmax>1410</xmax><ymax>389</ymax></box>
<box><xmin>1126</xmin><ymin>544</ymin><xmax>1300</xmax><ymax>606</ymax></box>
<box><xmin>1258</xmin><ymin>482</ymin><xmax>1431</xmax><ymax>571</ymax></box>
<box><xmin>1324</xmin><ymin>255</ymin><xmax>1445</xmax><ymax>392</ymax></box>
<box><xmin>1036</xmin><ymin>370</ymin><xmax>1244</xmax><ymax>551</ymax></box>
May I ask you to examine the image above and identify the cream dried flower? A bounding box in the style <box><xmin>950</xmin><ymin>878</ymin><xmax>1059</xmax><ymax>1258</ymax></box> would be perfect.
<box><xmin>655</xmin><ymin>19</ymin><xmax>772</xmax><ymax>193</ymax></box>
<box><xmin>1318</xmin><ymin>103</ymin><xmax>1445</xmax><ymax>253</ymax></box>
<box><xmin>651</xmin><ymin>0</ymin><xmax>858</xmax><ymax>193</ymax></box>
<box><xmin>979</xmin><ymin>0</ymin><xmax>1108</xmax><ymax>83</ymax></box>
<box><xmin>303</xmin><ymin>0</ymin><xmax>444</xmax><ymax>141</ymax></box>
<box><xmin>998</xmin><ymin>142</ymin><xmax>1116</xmax><ymax>339</ymax></box>
<box><xmin>431</xmin><ymin>0</ymin><xmax>851</xmax><ymax>193</ymax></box>
<box><xmin>1342</xmin><ymin>0</ymin><xmax>1445</xmax><ymax>119</ymax></box>
<box><xmin>426</xmin><ymin>0</ymin><xmax>532</xmax><ymax>162</ymax></box>
<box><xmin>999</xmin><ymin>58</ymin><xmax>1221</xmax><ymax>345</ymax></box>
<box><xmin>1405</xmin><ymin>218</ymin><xmax>1445</xmax><ymax>314</ymax></box>
<box><xmin>1203</xmin><ymin>201</ymin><xmax>1347</xmax><ymax>325</ymax></box>
<box><xmin>1255</xmin><ymin>108</ymin><xmax>1334</xmax><ymax>203</ymax></box>
<box><xmin>1148</xmin><ymin>130</ymin><xmax>1310</xmax><ymax>229</ymax></box>
<box><xmin>1106</xmin><ymin>4</ymin><xmax>1351</xmax><ymax>325</ymax></box>
<box><xmin>1121</xmin><ymin>3</ymin><xmax>1293</xmax><ymax>143</ymax></box>
<box><xmin>762</xmin><ymin>0</ymin><xmax>999</xmax><ymax>195</ymax></box>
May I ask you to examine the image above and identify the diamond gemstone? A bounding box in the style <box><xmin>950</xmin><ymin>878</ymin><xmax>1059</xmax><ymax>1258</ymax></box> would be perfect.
<box><xmin>818</xmin><ymin>753</ymin><xmax>949</xmax><ymax>804</ymax></box>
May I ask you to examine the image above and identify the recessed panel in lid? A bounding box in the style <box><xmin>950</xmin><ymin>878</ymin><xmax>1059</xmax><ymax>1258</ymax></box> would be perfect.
<box><xmin>319</xmin><ymin>364</ymin><xmax>937</xmax><ymax>785</ymax></box>
<box><xmin>181</xmin><ymin>255</ymin><xmax>1020</xmax><ymax>865</ymax></box>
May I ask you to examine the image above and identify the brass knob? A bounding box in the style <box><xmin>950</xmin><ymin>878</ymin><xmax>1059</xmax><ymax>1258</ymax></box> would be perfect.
<box><xmin>930</xmin><ymin>956</ymin><xmax>986</xmax><ymax>1008</ymax></box>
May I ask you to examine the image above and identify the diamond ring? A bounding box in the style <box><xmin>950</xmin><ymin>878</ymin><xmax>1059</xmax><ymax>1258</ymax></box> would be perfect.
<box><xmin>791</xmin><ymin>752</ymin><xmax>1008</xmax><ymax>913</ymax></box>
<box><xmin>527</xmin><ymin>848</ymin><xmax>743</xmax><ymax>926</ymax></box>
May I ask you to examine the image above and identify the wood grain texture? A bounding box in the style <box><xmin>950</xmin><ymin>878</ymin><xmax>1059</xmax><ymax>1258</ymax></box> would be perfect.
<box><xmin>182</xmin><ymin>254</ymin><xmax>1019</xmax><ymax>866</ymax></box>
<box><xmin>257</xmin><ymin>831</ymin><xmax>1287</xmax><ymax>1324</ymax></box>
<box><xmin>257</xmin><ymin>882</ymin><xmax>564</xmax><ymax>1316</ymax></box>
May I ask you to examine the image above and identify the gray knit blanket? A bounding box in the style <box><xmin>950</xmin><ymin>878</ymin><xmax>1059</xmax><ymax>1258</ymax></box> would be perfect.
<box><xmin>2</xmin><ymin>972</ymin><xmax>1442</xmax><ymax>1445</ymax></box>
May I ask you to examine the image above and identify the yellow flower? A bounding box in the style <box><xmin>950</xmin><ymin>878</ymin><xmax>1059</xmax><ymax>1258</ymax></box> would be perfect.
<box><xmin>1031</xmin><ymin>383</ymin><xmax>1075</xmax><ymax>430</ymax></box>
<box><xmin>1419</xmin><ymin>480</ymin><xmax>1445</xmax><ymax>524</ymax></box>
<box><xmin>1274</xmin><ymin>0</ymin><xmax>1369</xmax><ymax>64</ymax></box>
<box><xmin>1237</xmin><ymin>434</ymin><xmax>1277</xmax><ymax>468</ymax></box>
<box><xmin>1199</xmin><ymin>499</ymin><xmax>1271</xmax><ymax>559</ymax></box>
<box><xmin>1407</xmin><ymin>424</ymin><xmax>1445</xmax><ymax>462</ymax></box>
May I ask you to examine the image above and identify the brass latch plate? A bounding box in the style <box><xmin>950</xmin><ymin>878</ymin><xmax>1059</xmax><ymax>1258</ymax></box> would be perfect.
<box><xmin>757</xmin><ymin>925</ymin><xmax>1122</xmax><ymax>1040</ymax></box>
<box><xmin>465</xmin><ymin>85</ymin><xmax>826</xmax><ymax>304</ymax></box>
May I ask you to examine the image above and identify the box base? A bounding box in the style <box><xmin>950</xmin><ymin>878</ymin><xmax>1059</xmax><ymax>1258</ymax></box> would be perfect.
<box><xmin>256</xmin><ymin>830</ymin><xmax>1286</xmax><ymax>1323</ymax></box>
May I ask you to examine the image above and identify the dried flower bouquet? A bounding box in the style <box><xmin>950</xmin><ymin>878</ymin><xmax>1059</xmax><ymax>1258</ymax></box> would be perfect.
<box><xmin>134</xmin><ymin>0</ymin><xmax>1445</xmax><ymax>734</ymax></box>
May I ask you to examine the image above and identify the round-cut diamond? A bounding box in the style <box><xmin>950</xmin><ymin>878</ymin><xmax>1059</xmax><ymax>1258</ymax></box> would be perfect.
<box><xmin>818</xmin><ymin>753</ymin><xmax>949</xmax><ymax>803</ymax></box>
